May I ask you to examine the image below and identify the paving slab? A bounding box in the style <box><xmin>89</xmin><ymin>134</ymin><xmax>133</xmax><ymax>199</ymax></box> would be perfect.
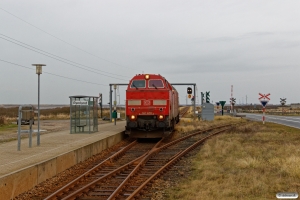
<box><xmin>0</xmin><ymin>121</ymin><xmax>126</xmax><ymax>199</ymax></box>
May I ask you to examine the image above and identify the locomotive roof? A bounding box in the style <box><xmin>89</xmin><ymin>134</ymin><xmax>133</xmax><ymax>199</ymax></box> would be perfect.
<box><xmin>132</xmin><ymin>74</ymin><xmax>165</xmax><ymax>79</ymax></box>
<box><xmin>128</xmin><ymin>74</ymin><xmax>175</xmax><ymax>90</ymax></box>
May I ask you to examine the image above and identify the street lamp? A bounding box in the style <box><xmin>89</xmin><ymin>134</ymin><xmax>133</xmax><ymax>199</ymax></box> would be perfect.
<box><xmin>32</xmin><ymin>64</ymin><xmax>46</xmax><ymax>146</ymax></box>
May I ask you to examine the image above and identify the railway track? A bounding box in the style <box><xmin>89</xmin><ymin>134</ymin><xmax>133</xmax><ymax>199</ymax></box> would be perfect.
<box><xmin>44</xmin><ymin>123</ymin><xmax>235</xmax><ymax>200</ymax></box>
<box><xmin>179</xmin><ymin>106</ymin><xmax>190</xmax><ymax>118</ymax></box>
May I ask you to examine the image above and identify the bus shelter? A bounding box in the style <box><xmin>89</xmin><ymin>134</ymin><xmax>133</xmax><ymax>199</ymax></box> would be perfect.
<box><xmin>69</xmin><ymin>95</ymin><xmax>98</xmax><ymax>134</ymax></box>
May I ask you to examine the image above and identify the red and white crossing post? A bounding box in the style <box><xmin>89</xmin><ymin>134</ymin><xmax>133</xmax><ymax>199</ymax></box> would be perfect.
<box><xmin>258</xmin><ymin>93</ymin><xmax>270</xmax><ymax>124</ymax></box>
<box><xmin>262</xmin><ymin>107</ymin><xmax>266</xmax><ymax>124</ymax></box>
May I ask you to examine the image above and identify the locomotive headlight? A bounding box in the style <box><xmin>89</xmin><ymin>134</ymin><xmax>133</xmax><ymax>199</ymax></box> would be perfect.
<box><xmin>145</xmin><ymin>74</ymin><xmax>150</xmax><ymax>80</ymax></box>
<box><xmin>130</xmin><ymin>115</ymin><xmax>136</xmax><ymax>120</ymax></box>
<box><xmin>158</xmin><ymin>115</ymin><xmax>164</xmax><ymax>120</ymax></box>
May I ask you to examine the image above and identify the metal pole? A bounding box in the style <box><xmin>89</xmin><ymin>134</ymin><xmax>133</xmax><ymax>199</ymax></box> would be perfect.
<box><xmin>231</xmin><ymin>85</ymin><xmax>233</xmax><ymax>113</ymax></box>
<box><xmin>262</xmin><ymin>107</ymin><xmax>265</xmax><ymax>124</ymax></box>
<box><xmin>29</xmin><ymin>119</ymin><xmax>32</xmax><ymax>148</ymax></box>
<box><xmin>186</xmin><ymin>95</ymin><xmax>187</xmax><ymax>106</ymax></box>
<box><xmin>17</xmin><ymin>106</ymin><xmax>22</xmax><ymax>151</ymax></box>
<box><xmin>109</xmin><ymin>85</ymin><xmax>112</xmax><ymax>122</ymax></box>
<box><xmin>70</xmin><ymin>98</ymin><xmax>72</xmax><ymax>133</ymax></box>
<box><xmin>37</xmin><ymin>74</ymin><xmax>40</xmax><ymax>146</ymax></box>
<box><xmin>193</xmin><ymin>85</ymin><xmax>196</xmax><ymax>115</ymax></box>
<box><xmin>33</xmin><ymin>64</ymin><xmax>45</xmax><ymax>145</ymax></box>
<box><xmin>114</xmin><ymin>84</ymin><xmax>117</xmax><ymax>125</ymax></box>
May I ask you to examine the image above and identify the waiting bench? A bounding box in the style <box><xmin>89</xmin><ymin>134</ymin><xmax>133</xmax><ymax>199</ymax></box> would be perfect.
<box><xmin>76</xmin><ymin>124</ymin><xmax>87</xmax><ymax>132</ymax></box>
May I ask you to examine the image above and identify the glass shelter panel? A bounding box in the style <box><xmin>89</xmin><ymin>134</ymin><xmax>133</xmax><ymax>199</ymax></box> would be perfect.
<box><xmin>69</xmin><ymin>96</ymin><xmax>98</xmax><ymax>134</ymax></box>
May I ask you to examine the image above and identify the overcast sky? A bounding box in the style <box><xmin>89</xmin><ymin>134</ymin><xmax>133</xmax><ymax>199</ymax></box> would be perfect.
<box><xmin>1</xmin><ymin>0</ymin><xmax>299</xmax><ymax>106</ymax></box>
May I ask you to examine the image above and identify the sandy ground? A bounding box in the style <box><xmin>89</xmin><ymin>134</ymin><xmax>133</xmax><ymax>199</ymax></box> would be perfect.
<box><xmin>0</xmin><ymin>120</ymin><xmax>110</xmax><ymax>143</ymax></box>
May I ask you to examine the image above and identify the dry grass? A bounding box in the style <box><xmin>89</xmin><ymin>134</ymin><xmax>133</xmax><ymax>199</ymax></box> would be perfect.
<box><xmin>0</xmin><ymin>116</ymin><xmax>8</xmax><ymax>125</ymax></box>
<box><xmin>39</xmin><ymin>113</ymin><xmax>70</xmax><ymax>120</ymax></box>
<box><xmin>175</xmin><ymin>115</ymin><xmax>244</xmax><ymax>136</ymax></box>
<box><xmin>167</xmin><ymin>122</ymin><xmax>300</xmax><ymax>199</ymax></box>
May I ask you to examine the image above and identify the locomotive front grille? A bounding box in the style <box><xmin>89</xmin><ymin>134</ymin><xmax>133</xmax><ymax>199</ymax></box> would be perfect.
<box><xmin>128</xmin><ymin>121</ymin><xmax>137</xmax><ymax>128</ymax></box>
<box><xmin>157</xmin><ymin>122</ymin><xmax>165</xmax><ymax>127</ymax></box>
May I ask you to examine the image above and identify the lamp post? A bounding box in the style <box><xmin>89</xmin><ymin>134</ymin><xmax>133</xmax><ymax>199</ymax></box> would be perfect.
<box><xmin>32</xmin><ymin>64</ymin><xmax>46</xmax><ymax>146</ymax></box>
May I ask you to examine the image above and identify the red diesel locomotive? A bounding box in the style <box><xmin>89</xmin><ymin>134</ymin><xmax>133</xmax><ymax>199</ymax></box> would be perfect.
<box><xmin>125</xmin><ymin>74</ymin><xmax>180</xmax><ymax>138</ymax></box>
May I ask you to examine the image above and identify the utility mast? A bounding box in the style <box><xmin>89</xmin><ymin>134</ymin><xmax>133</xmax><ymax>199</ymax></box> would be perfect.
<box><xmin>231</xmin><ymin>85</ymin><xmax>233</xmax><ymax>112</ymax></box>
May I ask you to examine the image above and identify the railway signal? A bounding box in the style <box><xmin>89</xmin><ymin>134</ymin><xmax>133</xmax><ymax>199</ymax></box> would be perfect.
<box><xmin>205</xmin><ymin>91</ymin><xmax>210</xmax><ymax>103</ymax></box>
<box><xmin>229</xmin><ymin>97</ymin><xmax>236</xmax><ymax>114</ymax></box>
<box><xmin>280</xmin><ymin>98</ymin><xmax>286</xmax><ymax>106</ymax></box>
<box><xmin>280</xmin><ymin>98</ymin><xmax>287</xmax><ymax>115</ymax></box>
<box><xmin>187</xmin><ymin>87</ymin><xmax>192</xmax><ymax>94</ymax></box>
<box><xmin>219</xmin><ymin>101</ymin><xmax>226</xmax><ymax>116</ymax></box>
<box><xmin>201</xmin><ymin>92</ymin><xmax>204</xmax><ymax>104</ymax></box>
<box><xmin>216</xmin><ymin>102</ymin><xmax>220</xmax><ymax>113</ymax></box>
<box><xmin>230</xmin><ymin>97</ymin><xmax>236</xmax><ymax>106</ymax></box>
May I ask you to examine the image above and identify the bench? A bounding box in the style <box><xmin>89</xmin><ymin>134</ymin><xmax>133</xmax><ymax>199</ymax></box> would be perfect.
<box><xmin>76</xmin><ymin>124</ymin><xmax>87</xmax><ymax>132</ymax></box>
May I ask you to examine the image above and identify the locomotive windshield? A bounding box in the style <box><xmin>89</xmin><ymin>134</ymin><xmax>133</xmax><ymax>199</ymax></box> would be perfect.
<box><xmin>130</xmin><ymin>80</ymin><xmax>145</xmax><ymax>88</ymax></box>
<box><xmin>149</xmin><ymin>80</ymin><xmax>164</xmax><ymax>88</ymax></box>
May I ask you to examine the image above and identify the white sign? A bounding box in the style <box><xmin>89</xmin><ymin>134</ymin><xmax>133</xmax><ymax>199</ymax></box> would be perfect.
<box><xmin>72</xmin><ymin>101</ymin><xmax>88</xmax><ymax>105</ymax></box>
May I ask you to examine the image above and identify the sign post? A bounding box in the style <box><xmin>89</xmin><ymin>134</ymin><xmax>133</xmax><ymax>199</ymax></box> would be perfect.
<box><xmin>113</xmin><ymin>85</ymin><xmax>117</xmax><ymax>125</ymax></box>
<box><xmin>230</xmin><ymin>97</ymin><xmax>236</xmax><ymax>114</ymax></box>
<box><xmin>216</xmin><ymin>102</ymin><xmax>220</xmax><ymax>113</ymax></box>
<box><xmin>259</xmin><ymin>93</ymin><xmax>270</xmax><ymax>124</ymax></box>
<box><xmin>98</xmin><ymin>93</ymin><xmax>102</xmax><ymax>118</ymax></box>
<box><xmin>280</xmin><ymin>98</ymin><xmax>286</xmax><ymax>115</ymax></box>
<box><xmin>219</xmin><ymin>101</ymin><xmax>226</xmax><ymax>116</ymax></box>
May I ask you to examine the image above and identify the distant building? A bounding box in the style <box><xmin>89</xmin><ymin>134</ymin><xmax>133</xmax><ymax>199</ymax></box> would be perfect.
<box><xmin>291</xmin><ymin>103</ymin><xmax>300</xmax><ymax>109</ymax></box>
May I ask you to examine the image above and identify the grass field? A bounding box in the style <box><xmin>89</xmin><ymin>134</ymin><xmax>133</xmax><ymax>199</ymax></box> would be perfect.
<box><xmin>166</xmin><ymin>121</ymin><xmax>300</xmax><ymax>199</ymax></box>
<box><xmin>0</xmin><ymin>106</ymin><xmax>124</xmax><ymax>125</ymax></box>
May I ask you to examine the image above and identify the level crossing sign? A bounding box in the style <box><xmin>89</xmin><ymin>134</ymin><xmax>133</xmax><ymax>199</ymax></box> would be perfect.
<box><xmin>258</xmin><ymin>93</ymin><xmax>270</xmax><ymax>124</ymax></box>
<box><xmin>259</xmin><ymin>93</ymin><xmax>270</xmax><ymax>101</ymax></box>
<box><xmin>260</xmin><ymin>100</ymin><xmax>268</xmax><ymax>107</ymax></box>
<box><xmin>258</xmin><ymin>93</ymin><xmax>271</xmax><ymax>108</ymax></box>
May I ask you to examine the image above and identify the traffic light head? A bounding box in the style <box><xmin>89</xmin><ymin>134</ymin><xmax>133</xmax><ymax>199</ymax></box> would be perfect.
<box><xmin>187</xmin><ymin>87</ymin><xmax>192</xmax><ymax>94</ymax></box>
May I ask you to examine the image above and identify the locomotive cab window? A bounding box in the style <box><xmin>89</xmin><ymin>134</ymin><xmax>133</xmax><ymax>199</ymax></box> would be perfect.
<box><xmin>149</xmin><ymin>80</ymin><xmax>164</xmax><ymax>88</ymax></box>
<box><xmin>130</xmin><ymin>80</ymin><xmax>145</xmax><ymax>88</ymax></box>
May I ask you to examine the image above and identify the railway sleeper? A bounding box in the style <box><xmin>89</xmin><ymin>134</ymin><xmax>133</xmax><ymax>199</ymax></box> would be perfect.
<box><xmin>88</xmin><ymin>191</ymin><xmax>113</xmax><ymax>196</ymax></box>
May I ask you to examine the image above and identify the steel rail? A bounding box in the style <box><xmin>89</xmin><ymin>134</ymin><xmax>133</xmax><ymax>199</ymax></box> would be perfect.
<box><xmin>179</xmin><ymin>106</ymin><xmax>190</xmax><ymax>117</ymax></box>
<box><xmin>106</xmin><ymin>136</ymin><xmax>171</xmax><ymax>199</ymax></box>
<box><xmin>127</xmin><ymin>128</ymin><xmax>231</xmax><ymax>199</ymax></box>
<box><xmin>47</xmin><ymin>122</ymin><xmax>240</xmax><ymax>200</ymax></box>
<box><xmin>156</xmin><ymin>123</ymin><xmax>233</xmax><ymax>152</ymax></box>
<box><xmin>61</xmin><ymin>151</ymin><xmax>149</xmax><ymax>200</ymax></box>
<box><xmin>44</xmin><ymin>140</ymin><xmax>138</xmax><ymax>200</ymax></box>
<box><xmin>107</xmin><ymin>124</ymin><xmax>235</xmax><ymax>199</ymax></box>
<box><xmin>60</xmin><ymin>138</ymin><xmax>164</xmax><ymax>200</ymax></box>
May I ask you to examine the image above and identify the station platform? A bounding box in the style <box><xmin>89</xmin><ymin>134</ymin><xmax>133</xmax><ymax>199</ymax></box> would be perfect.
<box><xmin>0</xmin><ymin>121</ymin><xmax>126</xmax><ymax>200</ymax></box>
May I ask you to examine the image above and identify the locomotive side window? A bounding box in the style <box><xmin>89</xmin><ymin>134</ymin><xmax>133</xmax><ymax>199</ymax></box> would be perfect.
<box><xmin>149</xmin><ymin>80</ymin><xmax>164</xmax><ymax>88</ymax></box>
<box><xmin>131</xmin><ymin>80</ymin><xmax>145</xmax><ymax>88</ymax></box>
